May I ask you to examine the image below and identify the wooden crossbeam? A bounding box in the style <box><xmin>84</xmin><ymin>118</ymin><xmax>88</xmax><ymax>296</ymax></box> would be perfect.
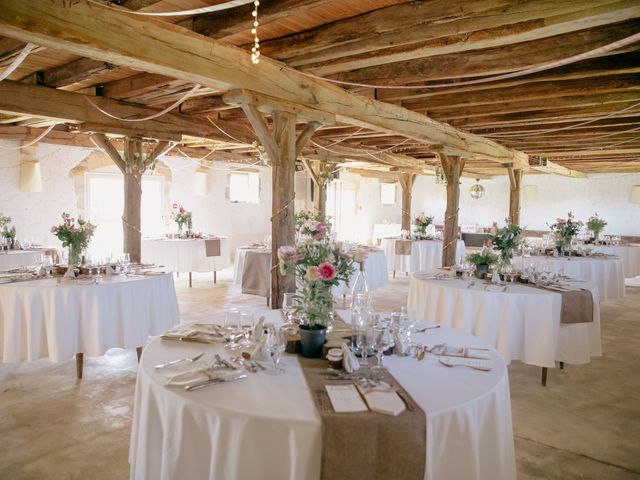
<box><xmin>0</xmin><ymin>0</ymin><xmax>529</xmax><ymax>168</ymax></box>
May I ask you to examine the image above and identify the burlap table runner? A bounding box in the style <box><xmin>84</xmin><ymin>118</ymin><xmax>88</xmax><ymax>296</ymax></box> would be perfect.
<box><xmin>204</xmin><ymin>239</ymin><xmax>221</xmax><ymax>257</ymax></box>
<box><xmin>241</xmin><ymin>250</ymin><xmax>271</xmax><ymax>298</ymax></box>
<box><xmin>395</xmin><ymin>239</ymin><xmax>413</xmax><ymax>255</ymax></box>
<box><xmin>299</xmin><ymin>313</ymin><xmax>426</xmax><ymax>480</ymax></box>
<box><xmin>531</xmin><ymin>285</ymin><xmax>594</xmax><ymax>324</ymax></box>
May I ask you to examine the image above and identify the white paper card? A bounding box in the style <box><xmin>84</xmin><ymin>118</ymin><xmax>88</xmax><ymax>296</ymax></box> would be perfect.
<box><xmin>325</xmin><ymin>385</ymin><xmax>368</xmax><ymax>413</ymax></box>
<box><xmin>364</xmin><ymin>391</ymin><xmax>406</xmax><ymax>416</ymax></box>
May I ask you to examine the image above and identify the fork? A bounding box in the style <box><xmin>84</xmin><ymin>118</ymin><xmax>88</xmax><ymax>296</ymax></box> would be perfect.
<box><xmin>466</xmin><ymin>281</ymin><xmax>476</xmax><ymax>289</ymax></box>
<box><xmin>155</xmin><ymin>352</ymin><xmax>204</xmax><ymax>369</ymax></box>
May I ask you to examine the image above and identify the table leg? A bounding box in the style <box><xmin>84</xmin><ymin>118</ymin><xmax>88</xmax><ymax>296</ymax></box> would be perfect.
<box><xmin>76</xmin><ymin>353</ymin><xmax>84</xmax><ymax>380</ymax></box>
<box><xmin>541</xmin><ymin>367</ymin><xmax>548</xmax><ymax>387</ymax></box>
<box><xmin>189</xmin><ymin>272</ymin><xmax>192</xmax><ymax>288</ymax></box>
<box><xmin>393</xmin><ymin>270</ymin><xmax>396</xmax><ymax>279</ymax></box>
<box><xmin>559</xmin><ymin>361</ymin><xmax>564</xmax><ymax>370</ymax></box>
<box><xmin>214</xmin><ymin>271</ymin><xmax>217</xmax><ymax>284</ymax></box>
<box><xmin>136</xmin><ymin>347</ymin><xmax>142</xmax><ymax>363</ymax></box>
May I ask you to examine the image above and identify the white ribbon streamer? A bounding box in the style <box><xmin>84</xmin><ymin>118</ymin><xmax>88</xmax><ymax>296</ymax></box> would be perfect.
<box><xmin>0</xmin><ymin>124</ymin><xmax>56</xmax><ymax>150</ymax></box>
<box><xmin>89</xmin><ymin>0</ymin><xmax>254</xmax><ymax>16</ymax></box>
<box><xmin>0</xmin><ymin>43</ymin><xmax>37</xmax><ymax>82</ymax></box>
<box><xmin>85</xmin><ymin>84</ymin><xmax>201</xmax><ymax>122</ymax></box>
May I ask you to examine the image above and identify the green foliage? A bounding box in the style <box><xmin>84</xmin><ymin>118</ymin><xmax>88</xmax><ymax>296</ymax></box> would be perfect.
<box><xmin>466</xmin><ymin>250</ymin><xmax>499</xmax><ymax>266</ymax></box>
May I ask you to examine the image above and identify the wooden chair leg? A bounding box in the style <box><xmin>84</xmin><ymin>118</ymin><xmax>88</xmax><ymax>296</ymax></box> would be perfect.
<box><xmin>541</xmin><ymin>367</ymin><xmax>548</xmax><ymax>387</ymax></box>
<box><xmin>214</xmin><ymin>271</ymin><xmax>217</xmax><ymax>283</ymax></box>
<box><xmin>559</xmin><ymin>361</ymin><xmax>564</xmax><ymax>370</ymax></box>
<box><xmin>136</xmin><ymin>347</ymin><xmax>143</xmax><ymax>363</ymax></box>
<box><xmin>76</xmin><ymin>353</ymin><xmax>84</xmax><ymax>380</ymax></box>
<box><xmin>393</xmin><ymin>270</ymin><xmax>396</xmax><ymax>279</ymax></box>
<box><xmin>189</xmin><ymin>272</ymin><xmax>192</xmax><ymax>288</ymax></box>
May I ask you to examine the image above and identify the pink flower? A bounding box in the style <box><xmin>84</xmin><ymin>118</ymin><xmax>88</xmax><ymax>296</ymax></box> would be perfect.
<box><xmin>485</xmin><ymin>239</ymin><xmax>493</xmax><ymax>248</ymax></box>
<box><xmin>317</xmin><ymin>262</ymin><xmax>336</xmax><ymax>281</ymax></box>
<box><xmin>353</xmin><ymin>248</ymin><xmax>368</xmax><ymax>263</ymax></box>
<box><xmin>277</xmin><ymin>245</ymin><xmax>295</xmax><ymax>261</ymax></box>
<box><xmin>305</xmin><ymin>266</ymin><xmax>319</xmax><ymax>281</ymax></box>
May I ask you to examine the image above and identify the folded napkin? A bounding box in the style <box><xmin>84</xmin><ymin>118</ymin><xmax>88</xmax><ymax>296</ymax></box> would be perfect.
<box><xmin>393</xmin><ymin>332</ymin><xmax>411</xmax><ymax>356</ymax></box>
<box><xmin>356</xmin><ymin>381</ymin><xmax>406</xmax><ymax>416</ymax></box>
<box><xmin>162</xmin><ymin>325</ymin><xmax>225</xmax><ymax>344</ymax></box>
<box><xmin>341</xmin><ymin>343</ymin><xmax>360</xmax><ymax>373</ymax></box>
<box><xmin>430</xmin><ymin>344</ymin><xmax>492</xmax><ymax>360</ymax></box>
<box><xmin>250</xmin><ymin>316</ymin><xmax>265</xmax><ymax>343</ymax></box>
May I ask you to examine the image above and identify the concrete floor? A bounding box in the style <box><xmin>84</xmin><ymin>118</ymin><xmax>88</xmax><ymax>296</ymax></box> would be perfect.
<box><xmin>1</xmin><ymin>270</ymin><xmax>639</xmax><ymax>480</ymax></box>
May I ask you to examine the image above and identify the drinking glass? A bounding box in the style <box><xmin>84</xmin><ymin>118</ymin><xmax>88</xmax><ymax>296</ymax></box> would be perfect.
<box><xmin>265</xmin><ymin>326</ymin><xmax>286</xmax><ymax>374</ymax></box>
<box><xmin>224</xmin><ymin>307</ymin><xmax>241</xmax><ymax>329</ymax></box>
<box><xmin>43</xmin><ymin>254</ymin><xmax>54</xmax><ymax>277</ymax></box>
<box><xmin>353</xmin><ymin>326</ymin><xmax>372</xmax><ymax>366</ymax></box>
<box><xmin>371</xmin><ymin>325</ymin><xmax>390</xmax><ymax>372</ymax></box>
<box><xmin>32</xmin><ymin>253</ymin><xmax>44</xmax><ymax>274</ymax></box>
<box><xmin>281</xmin><ymin>292</ymin><xmax>296</xmax><ymax>325</ymax></box>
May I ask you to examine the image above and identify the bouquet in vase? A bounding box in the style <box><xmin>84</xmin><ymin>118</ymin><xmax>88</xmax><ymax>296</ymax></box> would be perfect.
<box><xmin>586</xmin><ymin>214</ymin><xmax>607</xmax><ymax>242</ymax></box>
<box><xmin>549</xmin><ymin>212</ymin><xmax>583</xmax><ymax>252</ymax></box>
<box><xmin>414</xmin><ymin>213</ymin><xmax>433</xmax><ymax>236</ymax></box>
<box><xmin>487</xmin><ymin>220</ymin><xmax>523</xmax><ymax>263</ymax></box>
<box><xmin>295</xmin><ymin>209</ymin><xmax>332</xmax><ymax>240</ymax></box>
<box><xmin>51</xmin><ymin>212</ymin><xmax>96</xmax><ymax>266</ymax></box>
<box><xmin>171</xmin><ymin>204</ymin><xmax>192</xmax><ymax>234</ymax></box>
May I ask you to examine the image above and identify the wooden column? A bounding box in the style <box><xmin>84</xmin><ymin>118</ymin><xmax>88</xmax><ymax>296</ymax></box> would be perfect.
<box><xmin>239</xmin><ymin>106</ymin><xmax>322</xmax><ymax>308</ymax></box>
<box><xmin>91</xmin><ymin>134</ymin><xmax>167</xmax><ymax>263</ymax></box>
<box><xmin>508</xmin><ymin>167</ymin><xmax>523</xmax><ymax>226</ymax></box>
<box><xmin>440</xmin><ymin>153</ymin><xmax>466</xmax><ymax>267</ymax></box>
<box><xmin>398</xmin><ymin>172</ymin><xmax>416</xmax><ymax>231</ymax></box>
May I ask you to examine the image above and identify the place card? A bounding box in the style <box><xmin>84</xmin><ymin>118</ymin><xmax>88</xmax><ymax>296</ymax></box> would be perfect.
<box><xmin>325</xmin><ymin>384</ymin><xmax>368</xmax><ymax>413</ymax></box>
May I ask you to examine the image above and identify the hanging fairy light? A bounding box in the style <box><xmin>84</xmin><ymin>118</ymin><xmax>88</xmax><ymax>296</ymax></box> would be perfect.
<box><xmin>250</xmin><ymin>0</ymin><xmax>260</xmax><ymax>64</ymax></box>
<box><xmin>469</xmin><ymin>179</ymin><xmax>485</xmax><ymax>199</ymax></box>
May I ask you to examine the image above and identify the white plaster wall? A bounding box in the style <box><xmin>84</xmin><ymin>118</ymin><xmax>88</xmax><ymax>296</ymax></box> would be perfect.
<box><xmin>0</xmin><ymin>141</ymin><xmax>92</xmax><ymax>250</ymax></box>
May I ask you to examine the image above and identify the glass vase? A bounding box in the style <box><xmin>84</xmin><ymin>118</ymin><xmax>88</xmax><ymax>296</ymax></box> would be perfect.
<box><xmin>300</xmin><ymin>280</ymin><xmax>334</xmax><ymax>329</ymax></box>
<box><xmin>350</xmin><ymin>262</ymin><xmax>369</xmax><ymax>305</ymax></box>
<box><xmin>66</xmin><ymin>245</ymin><xmax>81</xmax><ymax>278</ymax></box>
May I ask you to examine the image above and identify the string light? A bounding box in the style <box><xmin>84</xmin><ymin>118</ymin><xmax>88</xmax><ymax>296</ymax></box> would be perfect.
<box><xmin>250</xmin><ymin>0</ymin><xmax>260</xmax><ymax>64</ymax></box>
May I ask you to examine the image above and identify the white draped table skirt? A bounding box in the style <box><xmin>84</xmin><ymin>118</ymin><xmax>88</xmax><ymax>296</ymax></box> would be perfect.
<box><xmin>0</xmin><ymin>274</ymin><xmax>179</xmax><ymax>363</ymax></box>
<box><xmin>514</xmin><ymin>255</ymin><xmax>625</xmax><ymax>302</ymax></box>
<box><xmin>408</xmin><ymin>274</ymin><xmax>602</xmax><ymax>368</ymax></box>
<box><xmin>130</xmin><ymin>309</ymin><xmax>515</xmax><ymax>480</ymax></box>
<box><xmin>592</xmin><ymin>245</ymin><xmax>640</xmax><ymax>278</ymax></box>
<box><xmin>382</xmin><ymin>238</ymin><xmax>466</xmax><ymax>273</ymax></box>
<box><xmin>142</xmin><ymin>238</ymin><xmax>231</xmax><ymax>273</ymax></box>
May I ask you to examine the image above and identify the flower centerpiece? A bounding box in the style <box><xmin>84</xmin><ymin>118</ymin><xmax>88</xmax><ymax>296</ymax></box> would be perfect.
<box><xmin>586</xmin><ymin>214</ymin><xmax>607</xmax><ymax>242</ymax></box>
<box><xmin>278</xmin><ymin>239</ymin><xmax>357</xmax><ymax>357</ymax></box>
<box><xmin>295</xmin><ymin>209</ymin><xmax>332</xmax><ymax>240</ymax></box>
<box><xmin>1</xmin><ymin>212</ymin><xmax>16</xmax><ymax>249</ymax></box>
<box><xmin>171</xmin><ymin>204</ymin><xmax>192</xmax><ymax>236</ymax></box>
<box><xmin>414</xmin><ymin>213</ymin><xmax>434</xmax><ymax>237</ymax></box>
<box><xmin>549</xmin><ymin>212</ymin><xmax>583</xmax><ymax>254</ymax></box>
<box><xmin>51</xmin><ymin>213</ymin><xmax>96</xmax><ymax>275</ymax></box>
<box><xmin>466</xmin><ymin>249</ymin><xmax>499</xmax><ymax>279</ymax></box>
<box><xmin>487</xmin><ymin>220</ymin><xmax>523</xmax><ymax>264</ymax></box>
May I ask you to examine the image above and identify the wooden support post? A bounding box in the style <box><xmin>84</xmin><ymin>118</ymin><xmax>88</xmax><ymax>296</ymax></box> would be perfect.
<box><xmin>76</xmin><ymin>352</ymin><xmax>84</xmax><ymax>380</ymax></box>
<box><xmin>398</xmin><ymin>172</ymin><xmax>416</xmax><ymax>232</ymax></box>
<box><xmin>508</xmin><ymin>167</ymin><xmax>523</xmax><ymax>226</ymax></box>
<box><xmin>440</xmin><ymin>153</ymin><xmax>466</xmax><ymax>267</ymax></box>
<box><xmin>91</xmin><ymin>134</ymin><xmax>167</xmax><ymax>264</ymax></box>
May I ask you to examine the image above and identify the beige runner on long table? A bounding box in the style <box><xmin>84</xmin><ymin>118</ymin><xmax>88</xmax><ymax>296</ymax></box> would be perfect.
<box><xmin>298</xmin><ymin>315</ymin><xmax>426</xmax><ymax>480</ymax></box>
<box><xmin>533</xmin><ymin>285</ymin><xmax>594</xmax><ymax>324</ymax></box>
<box><xmin>395</xmin><ymin>239</ymin><xmax>412</xmax><ymax>255</ymax></box>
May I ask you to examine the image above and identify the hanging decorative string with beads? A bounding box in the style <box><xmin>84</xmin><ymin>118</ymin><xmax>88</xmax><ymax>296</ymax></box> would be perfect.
<box><xmin>270</xmin><ymin>194</ymin><xmax>295</xmax><ymax>222</ymax></box>
<box><xmin>251</xmin><ymin>0</ymin><xmax>260</xmax><ymax>64</ymax></box>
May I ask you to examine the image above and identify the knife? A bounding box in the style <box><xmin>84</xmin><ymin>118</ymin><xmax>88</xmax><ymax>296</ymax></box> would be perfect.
<box><xmin>185</xmin><ymin>373</ymin><xmax>248</xmax><ymax>391</ymax></box>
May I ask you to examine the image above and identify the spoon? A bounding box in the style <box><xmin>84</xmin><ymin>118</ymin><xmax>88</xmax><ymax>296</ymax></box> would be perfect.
<box><xmin>155</xmin><ymin>352</ymin><xmax>204</xmax><ymax>369</ymax></box>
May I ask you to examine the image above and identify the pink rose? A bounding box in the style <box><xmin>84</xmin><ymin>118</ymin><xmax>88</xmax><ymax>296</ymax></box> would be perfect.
<box><xmin>317</xmin><ymin>262</ymin><xmax>336</xmax><ymax>281</ymax></box>
<box><xmin>353</xmin><ymin>248</ymin><xmax>368</xmax><ymax>263</ymax></box>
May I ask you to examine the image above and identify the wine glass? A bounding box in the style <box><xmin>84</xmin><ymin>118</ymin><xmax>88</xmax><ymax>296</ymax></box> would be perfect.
<box><xmin>371</xmin><ymin>325</ymin><xmax>390</xmax><ymax>372</ymax></box>
<box><xmin>42</xmin><ymin>254</ymin><xmax>54</xmax><ymax>277</ymax></box>
<box><xmin>353</xmin><ymin>326</ymin><xmax>372</xmax><ymax>367</ymax></box>
<box><xmin>281</xmin><ymin>292</ymin><xmax>296</xmax><ymax>325</ymax></box>
<box><xmin>32</xmin><ymin>253</ymin><xmax>44</xmax><ymax>274</ymax></box>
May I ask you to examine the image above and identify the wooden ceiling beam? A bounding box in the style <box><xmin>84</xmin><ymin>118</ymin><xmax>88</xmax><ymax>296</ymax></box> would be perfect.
<box><xmin>332</xmin><ymin>21</ymin><xmax>639</xmax><ymax>85</ymax></box>
<box><xmin>296</xmin><ymin>0</ymin><xmax>640</xmax><ymax>75</ymax></box>
<box><xmin>0</xmin><ymin>0</ymin><xmax>529</xmax><ymax>168</ymax></box>
<box><xmin>0</xmin><ymin>80</ymin><xmax>253</xmax><ymax>144</ymax></box>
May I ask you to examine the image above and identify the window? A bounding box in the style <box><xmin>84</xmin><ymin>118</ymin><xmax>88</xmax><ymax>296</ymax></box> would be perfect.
<box><xmin>380</xmin><ymin>183</ymin><xmax>396</xmax><ymax>205</ymax></box>
<box><xmin>229</xmin><ymin>171</ymin><xmax>260</xmax><ymax>204</ymax></box>
<box><xmin>85</xmin><ymin>172</ymin><xmax>164</xmax><ymax>259</ymax></box>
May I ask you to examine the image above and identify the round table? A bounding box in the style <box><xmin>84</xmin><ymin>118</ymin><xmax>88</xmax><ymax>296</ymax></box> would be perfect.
<box><xmin>592</xmin><ymin>245</ymin><xmax>640</xmax><ymax>278</ymax></box>
<box><xmin>130</xmin><ymin>309</ymin><xmax>516</xmax><ymax>480</ymax></box>
<box><xmin>408</xmin><ymin>273</ymin><xmax>601</xmax><ymax>368</ymax></box>
<box><xmin>0</xmin><ymin>248</ymin><xmax>60</xmax><ymax>271</ymax></box>
<box><xmin>515</xmin><ymin>255</ymin><xmax>625</xmax><ymax>302</ymax></box>
<box><xmin>382</xmin><ymin>238</ymin><xmax>466</xmax><ymax>274</ymax></box>
<box><xmin>0</xmin><ymin>273</ymin><xmax>179</xmax><ymax>364</ymax></box>
<box><xmin>234</xmin><ymin>247</ymin><xmax>390</xmax><ymax>297</ymax></box>
<box><xmin>142</xmin><ymin>238</ymin><xmax>231</xmax><ymax>286</ymax></box>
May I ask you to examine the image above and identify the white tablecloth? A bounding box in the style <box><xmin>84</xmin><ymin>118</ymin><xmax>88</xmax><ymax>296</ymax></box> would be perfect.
<box><xmin>592</xmin><ymin>245</ymin><xmax>640</xmax><ymax>278</ymax></box>
<box><xmin>234</xmin><ymin>247</ymin><xmax>389</xmax><ymax>297</ymax></box>
<box><xmin>408</xmin><ymin>274</ymin><xmax>602</xmax><ymax>368</ymax></box>
<box><xmin>130</xmin><ymin>309</ymin><xmax>515</xmax><ymax>480</ymax></box>
<box><xmin>142</xmin><ymin>238</ymin><xmax>231</xmax><ymax>273</ymax></box>
<box><xmin>382</xmin><ymin>238</ymin><xmax>466</xmax><ymax>273</ymax></box>
<box><xmin>371</xmin><ymin>223</ymin><xmax>401</xmax><ymax>246</ymax></box>
<box><xmin>0</xmin><ymin>248</ymin><xmax>60</xmax><ymax>271</ymax></box>
<box><xmin>0</xmin><ymin>273</ymin><xmax>179</xmax><ymax>363</ymax></box>
<box><xmin>515</xmin><ymin>255</ymin><xmax>625</xmax><ymax>302</ymax></box>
